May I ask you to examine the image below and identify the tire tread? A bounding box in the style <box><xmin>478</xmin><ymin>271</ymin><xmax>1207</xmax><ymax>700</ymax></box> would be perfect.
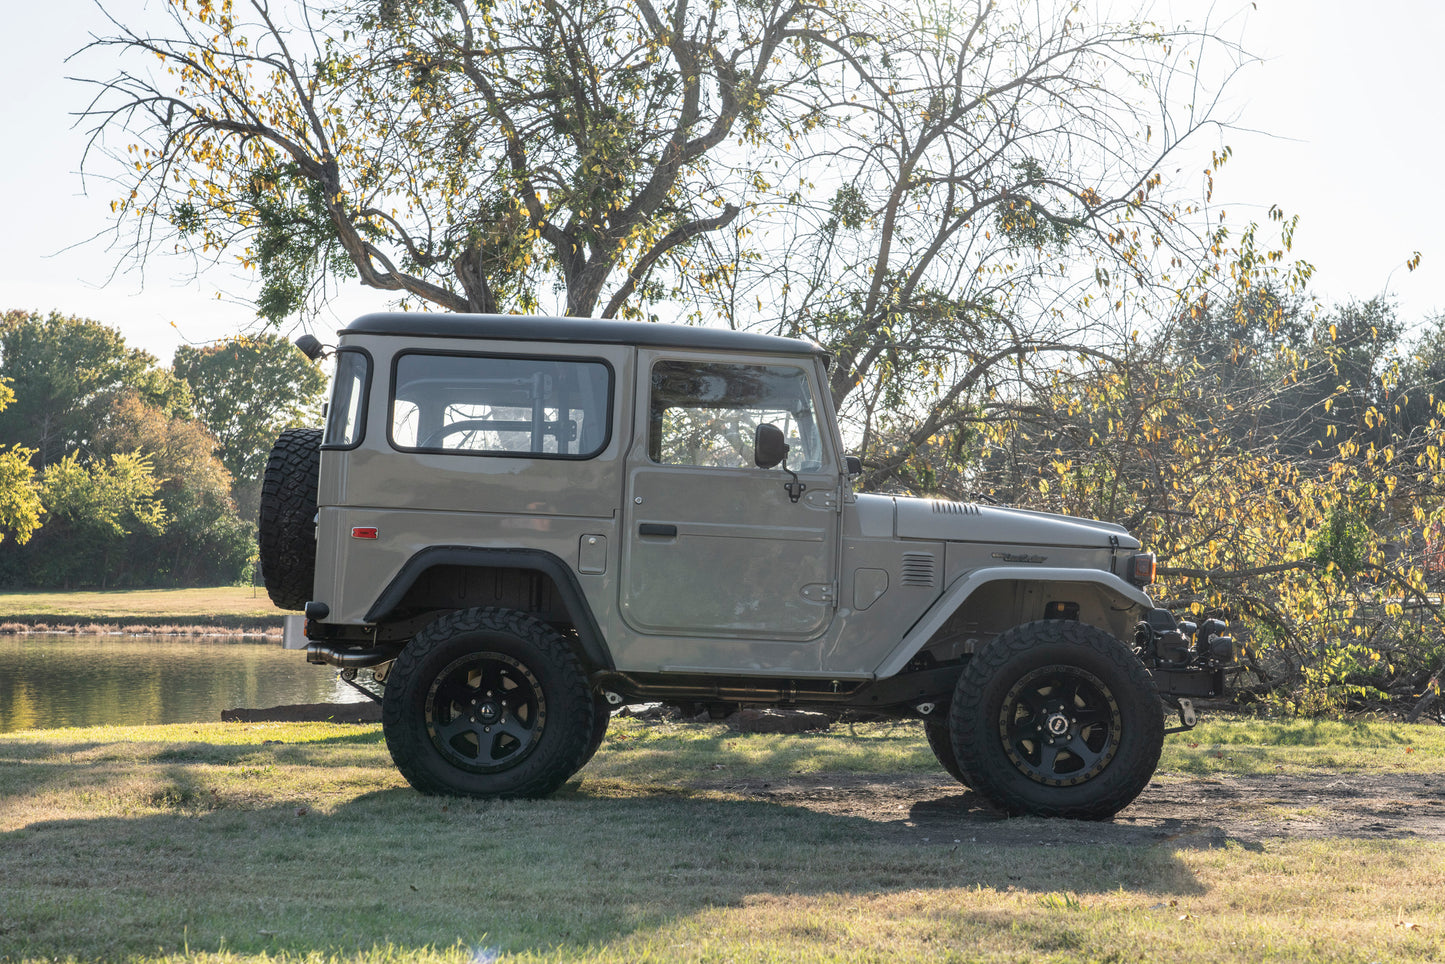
<box><xmin>257</xmin><ymin>427</ymin><xmax>322</xmax><ymax>611</ymax></box>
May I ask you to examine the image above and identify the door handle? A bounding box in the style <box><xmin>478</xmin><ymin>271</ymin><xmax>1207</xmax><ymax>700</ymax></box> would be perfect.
<box><xmin>638</xmin><ymin>523</ymin><xmax>678</xmax><ymax>537</ymax></box>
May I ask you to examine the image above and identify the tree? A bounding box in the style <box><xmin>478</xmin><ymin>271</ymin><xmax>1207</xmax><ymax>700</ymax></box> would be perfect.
<box><xmin>0</xmin><ymin>313</ymin><xmax>254</xmax><ymax>587</ymax></box>
<box><xmin>22</xmin><ymin>451</ymin><xmax>167</xmax><ymax>589</ymax></box>
<box><xmin>963</xmin><ymin>292</ymin><xmax>1445</xmax><ymax>717</ymax></box>
<box><xmin>0</xmin><ymin>310</ymin><xmax>193</xmax><ymax>466</ymax></box>
<box><xmin>80</xmin><ymin>0</ymin><xmax>840</xmax><ymax>320</ymax></box>
<box><xmin>0</xmin><ymin>378</ymin><xmax>42</xmax><ymax>547</ymax></box>
<box><xmin>80</xmin><ymin>1</ymin><xmax>1298</xmax><ymax>446</ymax></box>
<box><xmin>94</xmin><ymin>393</ymin><xmax>255</xmax><ymax>585</ymax></box>
<box><xmin>730</xmin><ymin>9</ymin><xmax>1311</xmax><ymax>490</ymax></box>
<box><xmin>173</xmin><ymin>334</ymin><xmax>326</xmax><ymax>513</ymax></box>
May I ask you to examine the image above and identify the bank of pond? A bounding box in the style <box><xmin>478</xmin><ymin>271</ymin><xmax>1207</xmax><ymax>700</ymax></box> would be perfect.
<box><xmin>0</xmin><ymin>634</ymin><xmax>365</xmax><ymax>733</ymax></box>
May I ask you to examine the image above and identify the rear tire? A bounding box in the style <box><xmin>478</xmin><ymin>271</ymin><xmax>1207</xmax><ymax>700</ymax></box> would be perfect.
<box><xmin>382</xmin><ymin>607</ymin><xmax>596</xmax><ymax>799</ymax></box>
<box><xmin>924</xmin><ymin>720</ymin><xmax>970</xmax><ymax>788</ymax></box>
<box><xmin>257</xmin><ymin>427</ymin><xmax>321</xmax><ymax>611</ymax></box>
<box><xmin>577</xmin><ymin>697</ymin><xmax>611</xmax><ymax>771</ymax></box>
<box><xmin>950</xmin><ymin>620</ymin><xmax>1163</xmax><ymax>820</ymax></box>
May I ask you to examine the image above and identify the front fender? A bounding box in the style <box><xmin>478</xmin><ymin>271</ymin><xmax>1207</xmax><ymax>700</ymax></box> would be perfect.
<box><xmin>872</xmin><ymin>566</ymin><xmax>1155</xmax><ymax>678</ymax></box>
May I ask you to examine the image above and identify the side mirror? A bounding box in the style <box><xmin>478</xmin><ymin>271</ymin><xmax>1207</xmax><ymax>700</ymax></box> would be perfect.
<box><xmin>294</xmin><ymin>334</ymin><xmax>325</xmax><ymax>361</ymax></box>
<box><xmin>845</xmin><ymin>455</ymin><xmax>862</xmax><ymax>477</ymax></box>
<box><xmin>754</xmin><ymin>423</ymin><xmax>789</xmax><ymax>469</ymax></box>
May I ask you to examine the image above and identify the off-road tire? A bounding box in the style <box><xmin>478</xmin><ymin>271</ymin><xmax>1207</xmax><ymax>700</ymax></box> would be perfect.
<box><xmin>257</xmin><ymin>427</ymin><xmax>321</xmax><ymax>611</ymax></box>
<box><xmin>382</xmin><ymin>607</ymin><xmax>596</xmax><ymax>798</ymax></box>
<box><xmin>950</xmin><ymin>620</ymin><xmax>1163</xmax><ymax>820</ymax></box>
<box><xmin>577</xmin><ymin>697</ymin><xmax>611</xmax><ymax>771</ymax></box>
<box><xmin>923</xmin><ymin>720</ymin><xmax>969</xmax><ymax>788</ymax></box>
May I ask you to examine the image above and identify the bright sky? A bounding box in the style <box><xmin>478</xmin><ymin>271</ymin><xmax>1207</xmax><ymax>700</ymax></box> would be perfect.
<box><xmin>1</xmin><ymin>0</ymin><xmax>1440</xmax><ymax>364</ymax></box>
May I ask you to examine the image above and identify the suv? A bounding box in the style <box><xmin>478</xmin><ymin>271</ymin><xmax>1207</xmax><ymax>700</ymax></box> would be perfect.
<box><xmin>259</xmin><ymin>313</ymin><xmax>1233</xmax><ymax>820</ymax></box>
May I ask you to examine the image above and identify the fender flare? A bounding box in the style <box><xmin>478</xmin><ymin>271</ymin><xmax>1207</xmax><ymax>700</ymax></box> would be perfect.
<box><xmin>873</xmin><ymin>566</ymin><xmax>1154</xmax><ymax>678</ymax></box>
<box><xmin>365</xmin><ymin>545</ymin><xmax>615</xmax><ymax>672</ymax></box>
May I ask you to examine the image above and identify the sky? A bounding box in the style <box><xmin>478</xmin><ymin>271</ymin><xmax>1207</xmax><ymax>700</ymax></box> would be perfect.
<box><xmin>0</xmin><ymin>0</ymin><xmax>1440</xmax><ymax>364</ymax></box>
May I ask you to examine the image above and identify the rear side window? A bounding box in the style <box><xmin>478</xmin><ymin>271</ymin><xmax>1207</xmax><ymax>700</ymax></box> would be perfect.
<box><xmin>322</xmin><ymin>349</ymin><xmax>370</xmax><ymax>449</ymax></box>
<box><xmin>390</xmin><ymin>352</ymin><xmax>612</xmax><ymax>458</ymax></box>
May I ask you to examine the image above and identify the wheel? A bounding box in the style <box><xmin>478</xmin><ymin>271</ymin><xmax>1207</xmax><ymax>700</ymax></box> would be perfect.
<box><xmin>257</xmin><ymin>427</ymin><xmax>322</xmax><ymax>611</ymax></box>
<box><xmin>923</xmin><ymin>720</ymin><xmax>969</xmax><ymax>788</ymax></box>
<box><xmin>949</xmin><ymin>620</ymin><xmax>1164</xmax><ymax>820</ymax></box>
<box><xmin>382</xmin><ymin>607</ymin><xmax>597</xmax><ymax>798</ymax></box>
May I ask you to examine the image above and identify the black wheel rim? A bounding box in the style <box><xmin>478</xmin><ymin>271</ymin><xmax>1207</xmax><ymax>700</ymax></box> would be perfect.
<box><xmin>998</xmin><ymin>664</ymin><xmax>1122</xmax><ymax>787</ymax></box>
<box><xmin>425</xmin><ymin>652</ymin><xmax>546</xmax><ymax>773</ymax></box>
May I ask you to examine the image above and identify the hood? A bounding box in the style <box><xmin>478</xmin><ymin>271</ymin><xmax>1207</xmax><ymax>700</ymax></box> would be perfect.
<box><xmin>884</xmin><ymin>495</ymin><xmax>1141</xmax><ymax>550</ymax></box>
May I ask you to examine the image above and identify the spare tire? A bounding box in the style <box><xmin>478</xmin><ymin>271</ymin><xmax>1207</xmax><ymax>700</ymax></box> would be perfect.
<box><xmin>258</xmin><ymin>427</ymin><xmax>322</xmax><ymax>611</ymax></box>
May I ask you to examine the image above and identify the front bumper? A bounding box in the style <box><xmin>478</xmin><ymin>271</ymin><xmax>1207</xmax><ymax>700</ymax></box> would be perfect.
<box><xmin>1136</xmin><ymin>608</ymin><xmax>1236</xmax><ymax>701</ymax></box>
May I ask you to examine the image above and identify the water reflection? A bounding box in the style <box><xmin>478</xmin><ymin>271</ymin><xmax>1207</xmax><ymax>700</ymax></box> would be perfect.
<box><xmin>0</xmin><ymin>635</ymin><xmax>368</xmax><ymax>733</ymax></box>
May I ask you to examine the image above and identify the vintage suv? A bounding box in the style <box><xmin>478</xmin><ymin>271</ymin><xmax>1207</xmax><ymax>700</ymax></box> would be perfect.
<box><xmin>259</xmin><ymin>313</ymin><xmax>1233</xmax><ymax>820</ymax></box>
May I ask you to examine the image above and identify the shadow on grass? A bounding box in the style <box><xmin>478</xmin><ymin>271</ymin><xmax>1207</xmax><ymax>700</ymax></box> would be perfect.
<box><xmin>0</xmin><ymin>773</ymin><xmax>1218</xmax><ymax>962</ymax></box>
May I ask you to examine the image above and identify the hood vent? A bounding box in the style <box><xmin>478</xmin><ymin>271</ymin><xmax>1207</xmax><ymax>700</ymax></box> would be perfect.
<box><xmin>931</xmin><ymin>500</ymin><xmax>980</xmax><ymax>516</ymax></box>
<box><xmin>900</xmin><ymin>552</ymin><xmax>938</xmax><ymax>588</ymax></box>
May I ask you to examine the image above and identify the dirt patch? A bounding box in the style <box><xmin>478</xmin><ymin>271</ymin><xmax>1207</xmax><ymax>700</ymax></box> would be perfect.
<box><xmin>689</xmin><ymin>770</ymin><xmax>1445</xmax><ymax>846</ymax></box>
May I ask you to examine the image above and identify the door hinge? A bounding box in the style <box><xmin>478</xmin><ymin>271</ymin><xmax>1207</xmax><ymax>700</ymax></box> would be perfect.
<box><xmin>804</xmin><ymin>488</ymin><xmax>838</xmax><ymax>509</ymax></box>
<box><xmin>801</xmin><ymin>583</ymin><xmax>837</xmax><ymax>603</ymax></box>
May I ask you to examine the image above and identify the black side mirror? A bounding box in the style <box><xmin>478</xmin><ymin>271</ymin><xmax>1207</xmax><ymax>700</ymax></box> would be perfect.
<box><xmin>845</xmin><ymin>455</ymin><xmax>862</xmax><ymax>477</ymax></box>
<box><xmin>754</xmin><ymin>423</ymin><xmax>789</xmax><ymax>469</ymax></box>
<box><xmin>294</xmin><ymin>334</ymin><xmax>325</xmax><ymax>361</ymax></box>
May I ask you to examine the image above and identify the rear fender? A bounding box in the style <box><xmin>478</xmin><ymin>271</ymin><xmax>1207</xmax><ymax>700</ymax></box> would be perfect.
<box><xmin>365</xmin><ymin>546</ymin><xmax>615</xmax><ymax>672</ymax></box>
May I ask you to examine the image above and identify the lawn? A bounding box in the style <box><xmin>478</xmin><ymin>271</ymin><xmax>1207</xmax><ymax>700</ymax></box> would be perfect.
<box><xmin>1</xmin><ymin>716</ymin><xmax>1442</xmax><ymax>963</ymax></box>
<box><xmin>0</xmin><ymin>586</ymin><xmax>283</xmax><ymax>624</ymax></box>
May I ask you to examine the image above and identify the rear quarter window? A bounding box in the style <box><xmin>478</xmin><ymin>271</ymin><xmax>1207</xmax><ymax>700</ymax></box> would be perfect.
<box><xmin>322</xmin><ymin>349</ymin><xmax>371</xmax><ymax>449</ymax></box>
<box><xmin>389</xmin><ymin>352</ymin><xmax>612</xmax><ymax>459</ymax></box>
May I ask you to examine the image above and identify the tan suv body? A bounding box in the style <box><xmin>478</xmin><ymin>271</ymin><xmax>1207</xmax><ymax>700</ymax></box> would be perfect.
<box><xmin>261</xmin><ymin>314</ymin><xmax>1233</xmax><ymax>819</ymax></box>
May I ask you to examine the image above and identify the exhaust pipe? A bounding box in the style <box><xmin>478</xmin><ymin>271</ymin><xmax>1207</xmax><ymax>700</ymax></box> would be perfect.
<box><xmin>306</xmin><ymin>642</ymin><xmax>398</xmax><ymax>667</ymax></box>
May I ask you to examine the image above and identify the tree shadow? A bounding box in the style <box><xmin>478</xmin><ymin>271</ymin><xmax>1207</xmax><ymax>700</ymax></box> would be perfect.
<box><xmin>0</xmin><ymin>773</ymin><xmax>1215</xmax><ymax>961</ymax></box>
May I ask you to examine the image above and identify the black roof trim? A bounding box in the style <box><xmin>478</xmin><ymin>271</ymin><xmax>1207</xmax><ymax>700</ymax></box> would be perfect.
<box><xmin>341</xmin><ymin>313</ymin><xmax>829</xmax><ymax>360</ymax></box>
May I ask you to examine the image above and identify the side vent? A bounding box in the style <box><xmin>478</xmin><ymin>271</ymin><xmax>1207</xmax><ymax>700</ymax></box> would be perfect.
<box><xmin>930</xmin><ymin>500</ymin><xmax>981</xmax><ymax>516</ymax></box>
<box><xmin>900</xmin><ymin>552</ymin><xmax>938</xmax><ymax>588</ymax></box>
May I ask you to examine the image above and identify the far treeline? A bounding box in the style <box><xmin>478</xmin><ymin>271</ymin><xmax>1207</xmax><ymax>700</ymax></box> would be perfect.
<box><xmin>4</xmin><ymin>0</ymin><xmax>1438</xmax><ymax>717</ymax></box>
<box><xmin>0</xmin><ymin>309</ymin><xmax>326</xmax><ymax>588</ymax></box>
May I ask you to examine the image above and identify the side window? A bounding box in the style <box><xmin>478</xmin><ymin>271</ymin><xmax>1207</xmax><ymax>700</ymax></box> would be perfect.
<box><xmin>649</xmin><ymin>360</ymin><xmax>825</xmax><ymax>469</ymax></box>
<box><xmin>390</xmin><ymin>352</ymin><xmax>612</xmax><ymax>458</ymax></box>
<box><xmin>322</xmin><ymin>349</ymin><xmax>370</xmax><ymax>449</ymax></box>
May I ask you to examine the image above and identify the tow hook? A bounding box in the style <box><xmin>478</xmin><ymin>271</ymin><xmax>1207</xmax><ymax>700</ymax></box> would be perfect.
<box><xmin>1164</xmin><ymin>697</ymin><xmax>1197</xmax><ymax>734</ymax></box>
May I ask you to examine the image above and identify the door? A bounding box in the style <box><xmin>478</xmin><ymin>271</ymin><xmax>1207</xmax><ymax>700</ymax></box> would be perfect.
<box><xmin>621</xmin><ymin>353</ymin><xmax>841</xmax><ymax>639</ymax></box>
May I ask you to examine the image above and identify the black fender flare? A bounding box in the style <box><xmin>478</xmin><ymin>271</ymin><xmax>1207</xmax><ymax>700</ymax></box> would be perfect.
<box><xmin>364</xmin><ymin>546</ymin><xmax>615</xmax><ymax>672</ymax></box>
<box><xmin>872</xmin><ymin>566</ymin><xmax>1155</xmax><ymax>678</ymax></box>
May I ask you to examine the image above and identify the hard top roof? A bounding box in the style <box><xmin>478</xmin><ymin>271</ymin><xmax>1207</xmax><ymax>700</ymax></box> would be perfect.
<box><xmin>341</xmin><ymin>313</ymin><xmax>829</xmax><ymax>360</ymax></box>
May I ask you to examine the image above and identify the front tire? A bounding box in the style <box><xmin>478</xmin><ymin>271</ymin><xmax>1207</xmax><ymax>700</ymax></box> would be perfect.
<box><xmin>382</xmin><ymin>608</ymin><xmax>596</xmax><ymax>798</ymax></box>
<box><xmin>950</xmin><ymin>620</ymin><xmax>1163</xmax><ymax>820</ymax></box>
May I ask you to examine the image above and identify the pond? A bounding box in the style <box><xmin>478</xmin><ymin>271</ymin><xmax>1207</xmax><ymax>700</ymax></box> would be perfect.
<box><xmin>0</xmin><ymin>634</ymin><xmax>368</xmax><ymax>733</ymax></box>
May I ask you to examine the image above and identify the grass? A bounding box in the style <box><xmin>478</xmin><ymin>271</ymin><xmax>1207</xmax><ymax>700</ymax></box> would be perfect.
<box><xmin>1157</xmin><ymin>716</ymin><xmax>1445</xmax><ymax>775</ymax></box>
<box><xmin>0</xmin><ymin>586</ymin><xmax>283</xmax><ymax>627</ymax></box>
<box><xmin>1</xmin><ymin>717</ymin><xmax>1443</xmax><ymax>963</ymax></box>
